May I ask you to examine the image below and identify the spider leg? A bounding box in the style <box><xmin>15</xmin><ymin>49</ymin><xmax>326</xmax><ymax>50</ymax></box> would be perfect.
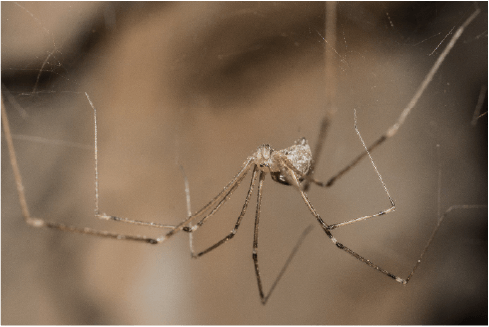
<box><xmin>2</xmin><ymin>98</ymin><xmax>159</xmax><ymax>244</ymax></box>
<box><xmin>403</xmin><ymin>204</ymin><xmax>487</xmax><ymax>283</ymax></box>
<box><xmin>293</xmin><ymin>158</ymin><xmax>487</xmax><ymax>285</ymax></box>
<box><xmin>252</xmin><ymin>171</ymin><xmax>268</xmax><ymax>303</ymax></box>
<box><xmin>293</xmin><ymin>172</ymin><xmax>407</xmax><ymax>284</ymax></box>
<box><xmin>300</xmin><ymin>180</ymin><xmax>487</xmax><ymax>285</ymax></box>
<box><xmin>189</xmin><ymin>165</ymin><xmax>258</xmax><ymax>257</ymax></box>
<box><xmin>312</xmin><ymin>7</ymin><xmax>480</xmax><ymax>188</ymax></box>
<box><xmin>88</xmin><ymin>90</ymin><xmax>255</xmax><ymax>233</ymax></box>
<box><xmin>302</xmin><ymin>115</ymin><xmax>331</xmax><ymax>192</ymax></box>
<box><xmin>252</xmin><ymin>171</ymin><xmax>314</xmax><ymax>304</ymax></box>
<box><xmin>327</xmin><ymin>109</ymin><xmax>395</xmax><ymax>230</ymax></box>
<box><xmin>3</xmin><ymin>93</ymin><xmax>252</xmax><ymax>245</ymax></box>
<box><xmin>100</xmin><ymin>157</ymin><xmax>255</xmax><ymax>241</ymax></box>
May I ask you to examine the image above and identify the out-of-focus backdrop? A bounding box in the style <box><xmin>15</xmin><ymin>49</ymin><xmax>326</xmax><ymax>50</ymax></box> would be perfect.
<box><xmin>2</xmin><ymin>2</ymin><xmax>487</xmax><ymax>324</ymax></box>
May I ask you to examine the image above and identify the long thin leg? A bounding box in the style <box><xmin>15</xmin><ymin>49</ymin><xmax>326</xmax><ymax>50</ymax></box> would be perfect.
<box><xmin>295</xmin><ymin>177</ymin><xmax>407</xmax><ymax>284</ymax></box>
<box><xmin>292</xmin><ymin>4</ymin><xmax>481</xmax><ymax>235</ymax></box>
<box><xmin>86</xmin><ymin>92</ymin><xmax>254</xmax><ymax>235</ymax></box>
<box><xmin>291</xmin><ymin>164</ymin><xmax>486</xmax><ymax>285</ymax></box>
<box><xmin>252</xmin><ymin>171</ymin><xmax>266</xmax><ymax>302</ymax></box>
<box><xmin>319</xmin><ymin>6</ymin><xmax>480</xmax><ymax>188</ymax></box>
<box><xmin>1</xmin><ymin>96</ymin><xmax>160</xmax><ymax>244</ymax></box>
<box><xmin>101</xmin><ymin>158</ymin><xmax>254</xmax><ymax>242</ymax></box>
<box><xmin>99</xmin><ymin>157</ymin><xmax>254</xmax><ymax>232</ymax></box>
<box><xmin>4</xmin><ymin>92</ymin><xmax>251</xmax><ymax>244</ymax></box>
<box><xmin>302</xmin><ymin>115</ymin><xmax>330</xmax><ymax>193</ymax></box>
<box><xmin>190</xmin><ymin>166</ymin><xmax>259</xmax><ymax>257</ymax></box>
<box><xmin>404</xmin><ymin>146</ymin><xmax>487</xmax><ymax>282</ymax></box>
<box><xmin>3</xmin><ymin>92</ymin><xmax>255</xmax><ymax>245</ymax></box>
<box><xmin>252</xmin><ymin>171</ymin><xmax>315</xmax><ymax>304</ymax></box>
<box><xmin>326</xmin><ymin>109</ymin><xmax>395</xmax><ymax>230</ymax></box>
<box><xmin>85</xmin><ymin>92</ymin><xmax>174</xmax><ymax>229</ymax></box>
<box><xmin>88</xmin><ymin>88</ymin><xmax>260</xmax><ymax>243</ymax></box>
<box><xmin>403</xmin><ymin>204</ymin><xmax>487</xmax><ymax>283</ymax></box>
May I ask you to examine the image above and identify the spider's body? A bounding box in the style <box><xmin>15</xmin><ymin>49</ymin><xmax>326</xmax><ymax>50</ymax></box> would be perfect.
<box><xmin>254</xmin><ymin>137</ymin><xmax>312</xmax><ymax>186</ymax></box>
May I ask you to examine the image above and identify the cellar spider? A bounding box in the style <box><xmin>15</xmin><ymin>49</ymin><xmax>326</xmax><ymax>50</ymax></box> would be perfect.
<box><xmin>2</xmin><ymin>6</ymin><xmax>481</xmax><ymax>305</ymax></box>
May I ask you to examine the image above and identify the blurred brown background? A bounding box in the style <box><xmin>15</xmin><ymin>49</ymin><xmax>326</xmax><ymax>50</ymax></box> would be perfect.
<box><xmin>2</xmin><ymin>2</ymin><xmax>487</xmax><ymax>324</ymax></box>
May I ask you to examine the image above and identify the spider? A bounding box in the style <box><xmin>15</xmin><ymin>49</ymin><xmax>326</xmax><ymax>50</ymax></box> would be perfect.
<box><xmin>1</xmin><ymin>6</ymin><xmax>481</xmax><ymax>305</ymax></box>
